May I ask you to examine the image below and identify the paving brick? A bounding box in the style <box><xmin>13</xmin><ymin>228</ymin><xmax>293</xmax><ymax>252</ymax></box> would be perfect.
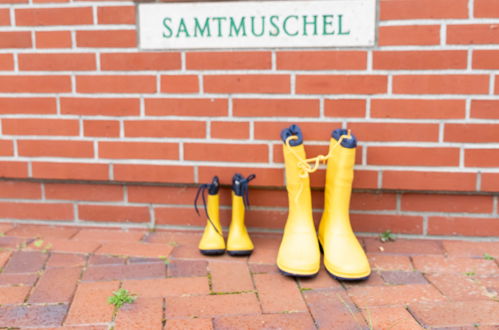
<box><xmin>0</xmin><ymin>236</ymin><xmax>26</xmax><ymax>249</ymax></box>
<box><xmin>29</xmin><ymin>266</ymin><xmax>81</xmax><ymax>303</ymax></box>
<box><xmin>29</xmin><ymin>238</ymin><xmax>100</xmax><ymax>254</ymax></box>
<box><xmin>0</xmin><ymin>286</ymin><xmax>30</xmax><ymax>304</ymax></box>
<box><xmin>362</xmin><ymin>306</ymin><xmax>422</xmax><ymax>330</ymax></box>
<box><xmin>46</xmin><ymin>253</ymin><xmax>86</xmax><ymax>268</ymax></box>
<box><xmin>426</xmin><ymin>272</ymin><xmax>489</xmax><ymax>300</ymax></box>
<box><xmin>167</xmin><ymin>259</ymin><xmax>208</xmax><ymax>277</ymax></box>
<box><xmin>88</xmin><ymin>254</ymin><xmax>126</xmax><ymax>265</ymax></box>
<box><xmin>380</xmin><ymin>271</ymin><xmax>428</xmax><ymax>285</ymax></box>
<box><xmin>409</xmin><ymin>300</ymin><xmax>499</xmax><ymax>327</ymax></box>
<box><xmin>72</xmin><ymin>228</ymin><xmax>145</xmax><ymax>242</ymax></box>
<box><xmin>214</xmin><ymin>312</ymin><xmax>316</xmax><ymax>330</ymax></box>
<box><xmin>122</xmin><ymin>277</ymin><xmax>209</xmax><ymax>297</ymax></box>
<box><xmin>209</xmin><ymin>261</ymin><xmax>254</xmax><ymax>293</ymax></box>
<box><xmin>64</xmin><ymin>281</ymin><xmax>119</xmax><ymax>325</ymax></box>
<box><xmin>364</xmin><ymin>238</ymin><xmax>444</xmax><ymax>255</ymax></box>
<box><xmin>2</xmin><ymin>251</ymin><xmax>48</xmax><ymax>273</ymax></box>
<box><xmin>343</xmin><ymin>272</ymin><xmax>385</xmax><ymax>289</ymax></box>
<box><xmin>443</xmin><ymin>241</ymin><xmax>499</xmax><ymax>258</ymax></box>
<box><xmin>304</xmin><ymin>290</ymin><xmax>367</xmax><ymax>329</ymax></box>
<box><xmin>479</xmin><ymin>277</ymin><xmax>499</xmax><ymax>299</ymax></box>
<box><xmin>248</xmin><ymin>263</ymin><xmax>280</xmax><ymax>274</ymax></box>
<box><xmin>96</xmin><ymin>241</ymin><xmax>173</xmax><ymax>258</ymax></box>
<box><xmin>0</xmin><ymin>304</ymin><xmax>68</xmax><ymax>328</ymax></box>
<box><xmin>0</xmin><ymin>250</ymin><xmax>11</xmax><ymax>268</ymax></box>
<box><xmin>82</xmin><ymin>262</ymin><xmax>165</xmax><ymax>281</ymax></box>
<box><xmin>6</xmin><ymin>224</ymin><xmax>78</xmax><ymax>239</ymax></box>
<box><xmin>348</xmin><ymin>284</ymin><xmax>444</xmax><ymax>307</ymax></box>
<box><xmin>298</xmin><ymin>266</ymin><xmax>344</xmax><ymax>290</ymax></box>
<box><xmin>166</xmin><ymin>319</ymin><xmax>213</xmax><ymax>329</ymax></box>
<box><xmin>165</xmin><ymin>293</ymin><xmax>260</xmax><ymax>318</ymax></box>
<box><xmin>247</xmin><ymin>235</ymin><xmax>280</xmax><ymax>264</ymax></box>
<box><xmin>114</xmin><ymin>297</ymin><xmax>163</xmax><ymax>330</ymax></box>
<box><xmin>412</xmin><ymin>255</ymin><xmax>498</xmax><ymax>275</ymax></box>
<box><xmin>0</xmin><ymin>223</ymin><xmax>14</xmax><ymax>234</ymax></box>
<box><xmin>254</xmin><ymin>273</ymin><xmax>307</xmax><ymax>313</ymax></box>
<box><xmin>368</xmin><ymin>254</ymin><xmax>414</xmax><ymax>271</ymax></box>
<box><xmin>0</xmin><ymin>272</ymin><xmax>37</xmax><ymax>286</ymax></box>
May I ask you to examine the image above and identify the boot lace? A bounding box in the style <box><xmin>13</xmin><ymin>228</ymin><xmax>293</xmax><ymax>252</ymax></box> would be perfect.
<box><xmin>194</xmin><ymin>179</ymin><xmax>223</xmax><ymax>237</ymax></box>
<box><xmin>232</xmin><ymin>173</ymin><xmax>256</xmax><ymax>208</ymax></box>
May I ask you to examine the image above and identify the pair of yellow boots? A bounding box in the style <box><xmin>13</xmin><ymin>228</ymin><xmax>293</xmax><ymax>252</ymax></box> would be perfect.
<box><xmin>196</xmin><ymin>174</ymin><xmax>255</xmax><ymax>256</ymax></box>
<box><xmin>277</xmin><ymin>124</ymin><xmax>370</xmax><ymax>280</ymax></box>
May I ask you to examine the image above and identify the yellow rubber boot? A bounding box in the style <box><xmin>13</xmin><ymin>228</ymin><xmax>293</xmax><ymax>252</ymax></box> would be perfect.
<box><xmin>318</xmin><ymin>129</ymin><xmax>370</xmax><ymax>280</ymax></box>
<box><xmin>277</xmin><ymin>125</ymin><xmax>320</xmax><ymax>277</ymax></box>
<box><xmin>196</xmin><ymin>176</ymin><xmax>225</xmax><ymax>255</ymax></box>
<box><xmin>226</xmin><ymin>173</ymin><xmax>255</xmax><ymax>256</ymax></box>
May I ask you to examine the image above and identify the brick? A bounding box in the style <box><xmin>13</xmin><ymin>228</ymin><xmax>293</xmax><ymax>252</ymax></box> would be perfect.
<box><xmin>46</xmin><ymin>253</ymin><xmax>86</xmax><ymax>268</ymax></box>
<box><xmin>380</xmin><ymin>0</ymin><xmax>468</xmax><ymax>19</ymax></box>
<box><xmin>215</xmin><ymin>313</ymin><xmax>315</xmax><ymax>330</ymax></box>
<box><xmin>19</xmin><ymin>53</ymin><xmax>95</xmax><ymax>71</ymax></box>
<box><xmin>114</xmin><ymin>297</ymin><xmax>163</xmax><ymax>330</ymax></box>
<box><xmin>0</xmin><ymin>304</ymin><xmax>68</xmax><ymax>328</ymax></box>
<box><xmin>371</xmin><ymin>99</ymin><xmax>465</xmax><ymax>119</ymax></box>
<box><xmin>0</xmin><ymin>9</ymin><xmax>10</xmax><ymax>26</ymax></box>
<box><xmin>374</xmin><ymin>50</ymin><xmax>467</xmax><ymax>70</ymax></box>
<box><xmin>154</xmin><ymin>207</ymin><xmax>210</xmax><ymax>227</ymax></box>
<box><xmin>78</xmin><ymin>205</ymin><xmax>149</xmax><ymax>223</ymax></box>
<box><xmin>368</xmin><ymin>254</ymin><xmax>413</xmax><ymax>271</ymax></box>
<box><xmin>45</xmin><ymin>183</ymin><xmax>123</xmax><ymax>202</ymax></box>
<box><xmin>409</xmin><ymin>301</ymin><xmax>499</xmax><ymax>328</ymax></box>
<box><xmin>146</xmin><ymin>98</ymin><xmax>227</xmax><ymax>117</ymax></box>
<box><xmin>211</xmin><ymin>121</ymin><xmax>249</xmax><ymax>139</ymax></box>
<box><xmin>84</xmin><ymin>120</ymin><xmax>120</xmax><ymax>137</ymax></box>
<box><xmin>0</xmin><ymin>75</ymin><xmax>70</xmax><ymax>93</ymax></box>
<box><xmin>349</xmin><ymin>284</ymin><xmax>444</xmax><ymax>308</ymax></box>
<box><xmin>305</xmin><ymin>290</ymin><xmax>367</xmax><ymax>328</ymax></box>
<box><xmin>83</xmin><ymin>263</ymin><xmax>165</xmax><ymax>281</ymax></box>
<box><xmin>76</xmin><ymin>30</ymin><xmax>136</xmax><ymax>48</ymax></box>
<box><xmin>233</xmin><ymin>98</ymin><xmax>320</xmax><ymax>117</ymax></box>
<box><xmin>2</xmin><ymin>251</ymin><xmax>48</xmax><ymax>273</ymax></box>
<box><xmin>35</xmin><ymin>30</ymin><xmax>71</xmax><ymax>48</ymax></box>
<box><xmin>351</xmin><ymin>192</ymin><xmax>397</xmax><ymax>211</ymax></box>
<box><xmin>3</xmin><ymin>118</ymin><xmax>78</xmax><ymax>136</ymax></box>
<box><xmin>165</xmin><ymin>293</ymin><xmax>260</xmax><ymax>318</ymax></box>
<box><xmin>380</xmin><ymin>270</ymin><xmax>427</xmax><ymax>285</ymax></box>
<box><xmin>209</xmin><ymin>262</ymin><xmax>253</xmax><ymax>293</ymax></box>
<box><xmin>0</xmin><ymin>0</ymin><xmax>27</xmax><ymax>2</ymax></box>
<box><xmin>0</xmin><ymin>286</ymin><xmax>30</xmax><ymax>304</ymax></box>
<box><xmin>351</xmin><ymin>213</ymin><xmax>423</xmax><ymax>234</ymax></box>
<box><xmin>347</xmin><ymin>122</ymin><xmax>439</xmax><ymax>142</ymax></box>
<box><xmin>473</xmin><ymin>50</ymin><xmax>499</xmax><ymax>69</ymax></box>
<box><xmin>204</xmin><ymin>74</ymin><xmax>290</xmax><ymax>93</ymax></box>
<box><xmin>61</xmin><ymin>97</ymin><xmax>139</xmax><ymax>116</ymax></box>
<box><xmin>0</xmin><ymin>273</ymin><xmax>37</xmax><ymax>286</ymax></box>
<box><xmin>362</xmin><ymin>306</ymin><xmax>422</xmax><ymax>330</ymax></box>
<box><xmin>471</xmin><ymin>100</ymin><xmax>499</xmax><ymax>119</ymax></box>
<box><xmin>364</xmin><ymin>238</ymin><xmax>444</xmax><ymax>255</ymax></box>
<box><xmin>324</xmin><ymin>99</ymin><xmax>365</xmax><ymax>118</ymax></box>
<box><xmin>247</xmin><ymin>234</ymin><xmax>281</xmax><ymax>264</ymax></box>
<box><xmin>101</xmin><ymin>52</ymin><xmax>180</xmax><ymax>71</ymax></box>
<box><xmin>475</xmin><ymin>0</ymin><xmax>499</xmax><ymax>17</ymax></box>
<box><xmin>125</xmin><ymin>120</ymin><xmax>205</xmax><ymax>138</ymax></box>
<box><xmin>0</xmin><ymin>236</ymin><xmax>26</xmax><ymax>249</ymax></box>
<box><xmin>88</xmin><ymin>255</ymin><xmax>125</xmax><ymax>265</ymax></box>
<box><xmin>187</xmin><ymin>51</ymin><xmax>271</xmax><ymax>70</ymax></box>
<box><xmin>0</xmin><ymin>181</ymin><xmax>40</xmax><ymax>199</ymax></box>
<box><xmin>296</xmin><ymin>74</ymin><xmax>386</xmax><ymax>94</ymax></box>
<box><xmin>426</xmin><ymin>272</ymin><xmax>488</xmax><ymax>300</ymax></box>
<box><xmin>128</xmin><ymin>185</ymin><xmax>196</xmax><ymax>204</ymax></box>
<box><xmin>255</xmin><ymin>121</ymin><xmax>342</xmax><ymax>141</ymax></box>
<box><xmin>466</xmin><ymin>148</ymin><xmax>499</xmax><ymax>167</ymax></box>
<box><xmin>378</xmin><ymin>25</ymin><xmax>440</xmax><ymax>46</ymax></box>
<box><xmin>447</xmin><ymin>24</ymin><xmax>499</xmax><ymax>44</ymax></box>
<box><xmin>445</xmin><ymin>123</ymin><xmax>499</xmax><ymax>142</ymax></box>
<box><xmin>393</xmin><ymin>75</ymin><xmax>489</xmax><ymax>94</ymax></box>
<box><xmin>0</xmin><ymin>31</ymin><xmax>31</xmax><ymax>48</ymax></box>
<box><xmin>16</xmin><ymin>7</ymin><xmax>93</xmax><ymax>26</ymax></box>
<box><xmin>160</xmin><ymin>75</ymin><xmax>199</xmax><ymax>93</ymax></box>
<box><xmin>29</xmin><ymin>267</ymin><xmax>81</xmax><ymax>303</ymax></box>
<box><xmin>0</xmin><ymin>161</ymin><xmax>28</xmax><ymax>178</ymax></box>
<box><xmin>166</xmin><ymin>319</ymin><xmax>213</xmax><ymax>329</ymax></box>
<box><xmin>444</xmin><ymin>240</ymin><xmax>499</xmax><ymax>258</ymax></box>
<box><xmin>98</xmin><ymin>5</ymin><xmax>135</xmax><ymax>24</ymax></box>
<box><xmin>184</xmin><ymin>143</ymin><xmax>268</xmax><ymax>163</ymax></box>
<box><xmin>75</xmin><ymin>228</ymin><xmax>144</xmax><ymax>242</ymax></box>
<box><xmin>198</xmin><ymin>166</ymin><xmax>283</xmax><ymax>187</ymax></box>
<box><xmin>97</xmin><ymin>241</ymin><xmax>173</xmax><ymax>258</ymax></box>
<box><xmin>123</xmin><ymin>277</ymin><xmax>209</xmax><ymax>297</ymax></box>
<box><xmin>167</xmin><ymin>259</ymin><xmax>208</xmax><ymax>277</ymax></box>
<box><xmin>402</xmin><ymin>194</ymin><xmax>493</xmax><ymax>214</ymax></box>
<box><xmin>0</xmin><ymin>97</ymin><xmax>56</xmax><ymax>114</ymax></box>
<box><xmin>30</xmin><ymin>238</ymin><xmax>100</xmax><ymax>254</ymax></box>
<box><xmin>428</xmin><ymin>216</ymin><xmax>499</xmax><ymax>237</ymax></box>
<box><xmin>254</xmin><ymin>273</ymin><xmax>306</xmax><ymax>313</ymax></box>
<box><xmin>298</xmin><ymin>266</ymin><xmax>343</xmax><ymax>290</ymax></box>
<box><xmin>76</xmin><ymin>75</ymin><xmax>156</xmax><ymax>93</ymax></box>
<box><xmin>0</xmin><ymin>202</ymin><xmax>73</xmax><ymax>221</ymax></box>
<box><xmin>114</xmin><ymin>164</ymin><xmax>194</xmax><ymax>183</ymax></box>
<box><xmin>65</xmin><ymin>281</ymin><xmax>119</xmax><ymax>325</ymax></box>
<box><xmin>32</xmin><ymin>162</ymin><xmax>109</xmax><ymax>181</ymax></box>
<box><xmin>0</xmin><ymin>54</ymin><xmax>13</xmax><ymax>70</ymax></box>
<box><xmin>18</xmin><ymin>140</ymin><xmax>94</xmax><ymax>158</ymax></box>
<box><xmin>482</xmin><ymin>173</ymin><xmax>499</xmax><ymax>192</ymax></box>
<box><xmin>7</xmin><ymin>224</ymin><xmax>78</xmax><ymax>239</ymax></box>
<box><xmin>413</xmin><ymin>255</ymin><xmax>498</xmax><ymax>275</ymax></box>
<box><xmin>99</xmin><ymin>141</ymin><xmax>179</xmax><ymax>160</ymax></box>
<box><xmin>383</xmin><ymin>171</ymin><xmax>476</xmax><ymax>192</ymax></box>
<box><xmin>367</xmin><ymin>146</ymin><xmax>459</xmax><ymax>166</ymax></box>
<box><xmin>0</xmin><ymin>140</ymin><xmax>13</xmax><ymax>156</ymax></box>
<box><xmin>276</xmin><ymin>51</ymin><xmax>366</xmax><ymax>70</ymax></box>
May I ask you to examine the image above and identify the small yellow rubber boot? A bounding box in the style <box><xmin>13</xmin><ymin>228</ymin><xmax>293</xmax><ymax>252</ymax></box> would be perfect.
<box><xmin>318</xmin><ymin>129</ymin><xmax>371</xmax><ymax>280</ymax></box>
<box><xmin>226</xmin><ymin>173</ymin><xmax>255</xmax><ymax>256</ymax></box>
<box><xmin>277</xmin><ymin>124</ymin><xmax>320</xmax><ymax>277</ymax></box>
<box><xmin>196</xmin><ymin>176</ymin><xmax>225</xmax><ymax>256</ymax></box>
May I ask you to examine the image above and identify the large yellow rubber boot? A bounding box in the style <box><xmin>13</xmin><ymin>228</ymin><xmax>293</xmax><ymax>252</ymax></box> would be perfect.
<box><xmin>277</xmin><ymin>124</ymin><xmax>320</xmax><ymax>277</ymax></box>
<box><xmin>318</xmin><ymin>129</ymin><xmax>370</xmax><ymax>280</ymax></box>
<box><xmin>226</xmin><ymin>173</ymin><xmax>255</xmax><ymax>256</ymax></box>
<box><xmin>196</xmin><ymin>176</ymin><xmax>226</xmax><ymax>255</ymax></box>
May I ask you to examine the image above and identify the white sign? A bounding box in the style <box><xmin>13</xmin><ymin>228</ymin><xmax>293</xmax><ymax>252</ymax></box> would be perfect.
<box><xmin>138</xmin><ymin>0</ymin><xmax>376</xmax><ymax>50</ymax></box>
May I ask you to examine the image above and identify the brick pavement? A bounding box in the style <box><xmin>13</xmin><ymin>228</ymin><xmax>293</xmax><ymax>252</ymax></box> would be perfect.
<box><xmin>0</xmin><ymin>223</ymin><xmax>498</xmax><ymax>329</ymax></box>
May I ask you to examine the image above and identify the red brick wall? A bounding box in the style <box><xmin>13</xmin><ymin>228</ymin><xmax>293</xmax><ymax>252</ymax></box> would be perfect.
<box><xmin>0</xmin><ymin>0</ymin><xmax>498</xmax><ymax>237</ymax></box>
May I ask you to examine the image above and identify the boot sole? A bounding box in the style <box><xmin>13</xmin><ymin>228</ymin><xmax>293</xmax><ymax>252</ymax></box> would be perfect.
<box><xmin>278</xmin><ymin>268</ymin><xmax>319</xmax><ymax>278</ymax></box>
<box><xmin>227</xmin><ymin>250</ymin><xmax>253</xmax><ymax>257</ymax></box>
<box><xmin>199</xmin><ymin>249</ymin><xmax>225</xmax><ymax>256</ymax></box>
<box><xmin>324</xmin><ymin>266</ymin><xmax>370</xmax><ymax>281</ymax></box>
